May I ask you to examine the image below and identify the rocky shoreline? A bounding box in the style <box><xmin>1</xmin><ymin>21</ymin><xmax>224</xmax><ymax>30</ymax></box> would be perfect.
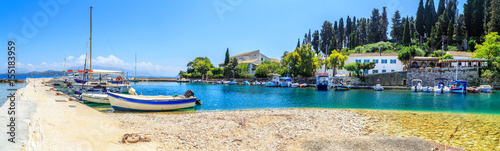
<box><xmin>107</xmin><ymin>109</ymin><xmax>466</xmax><ymax>150</ymax></box>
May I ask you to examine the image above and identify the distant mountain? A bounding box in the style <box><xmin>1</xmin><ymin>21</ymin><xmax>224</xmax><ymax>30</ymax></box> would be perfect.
<box><xmin>0</xmin><ymin>66</ymin><xmax>179</xmax><ymax>78</ymax></box>
<box><xmin>0</xmin><ymin>70</ymin><xmax>64</xmax><ymax>77</ymax></box>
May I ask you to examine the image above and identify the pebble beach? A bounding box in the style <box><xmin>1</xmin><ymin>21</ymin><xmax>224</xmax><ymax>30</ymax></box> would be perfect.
<box><xmin>4</xmin><ymin>78</ymin><xmax>500</xmax><ymax>150</ymax></box>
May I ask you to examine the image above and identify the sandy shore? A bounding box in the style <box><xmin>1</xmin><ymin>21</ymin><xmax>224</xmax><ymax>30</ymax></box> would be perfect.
<box><xmin>1</xmin><ymin>78</ymin><xmax>161</xmax><ymax>150</ymax></box>
<box><xmin>0</xmin><ymin>78</ymin><xmax>478</xmax><ymax>150</ymax></box>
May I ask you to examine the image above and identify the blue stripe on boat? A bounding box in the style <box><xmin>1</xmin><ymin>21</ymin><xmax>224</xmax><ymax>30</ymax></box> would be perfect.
<box><xmin>107</xmin><ymin>92</ymin><xmax>196</xmax><ymax>105</ymax></box>
<box><xmin>111</xmin><ymin>106</ymin><xmax>194</xmax><ymax>111</ymax></box>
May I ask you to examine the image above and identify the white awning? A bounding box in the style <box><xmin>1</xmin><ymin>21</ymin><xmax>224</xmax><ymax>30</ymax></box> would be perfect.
<box><xmin>88</xmin><ymin>69</ymin><xmax>124</xmax><ymax>75</ymax></box>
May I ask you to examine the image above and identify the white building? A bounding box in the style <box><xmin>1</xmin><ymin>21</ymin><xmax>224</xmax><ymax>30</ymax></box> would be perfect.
<box><xmin>446</xmin><ymin>51</ymin><xmax>481</xmax><ymax>67</ymax></box>
<box><xmin>319</xmin><ymin>53</ymin><xmax>404</xmax><ymax>76</ymax></box>
<box><xmin>219</xmin><ymin>50</ymin><xmax>280</xmax><ymax>74</ymax></box>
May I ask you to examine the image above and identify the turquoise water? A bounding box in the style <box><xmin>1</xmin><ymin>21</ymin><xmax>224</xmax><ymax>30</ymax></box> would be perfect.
<box><xmin>0</xmin><ymin>83</ymin><xmax>28</xmax><ymax>107</ymax></box>
<box><xmin>130</xmin><ymin>82</ymin><xmax>500</xmax><ymax>114</ymax></box>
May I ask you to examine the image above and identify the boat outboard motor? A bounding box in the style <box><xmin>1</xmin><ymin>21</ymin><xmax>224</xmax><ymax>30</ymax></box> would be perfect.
<box><xmin>184</xmin><ymin>89</ymin><xmax>195</xmax><ymax>98</ymax></box>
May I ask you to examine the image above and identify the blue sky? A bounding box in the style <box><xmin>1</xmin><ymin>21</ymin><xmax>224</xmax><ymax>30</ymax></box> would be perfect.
<box><xmin>1</xmin><ymin>0</ymin><xmax>465</xmax><ymax>76</ymax></box>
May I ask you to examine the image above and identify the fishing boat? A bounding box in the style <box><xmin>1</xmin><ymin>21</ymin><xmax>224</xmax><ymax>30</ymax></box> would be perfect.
<box><xmin>228</xmin><ymin>79</ymin><xmax>237</xmax><ymax>85</ymax></box>
<box><xmin>242</xmin><ymin>81</ymin><xmax>250</xmax><ymax>85</ymax></box>
<box><xmin>374</xmin><ymin>84</ymin><xmax>384</xmax><ymax>91</ymax></box>
<box><xmin>479</xmin><ymin>85</ymin><xmax>493</xmax><ymax>93</ymax></box>
<box><xmin>71</xmin><ymin>69</ymin><xmax>131</xmax><ymax>93</ymax></box>
<box><xmin>450</xmin><ymin>81</ymin><xmax>467</xmax><ymax>94</ymax></box>
<box><xmin>422</xmin><ymin>86</ymin><xmax>434</xmax><ymax>92</ymax></box>
<box><xmin>316</xmin><ymin>73</ymin><xmax>330</xmax><ymax>91</ymax></box>
<box><xmin>107</xmin><ymin>90</ymin><xmax>197</xmax><ymax>111</ymax></box>
<box><xmin>333</xmin><ymin>74</ymin><xmax>350</xmax><ymax>91</ymax></box>
<box><xmin>467</xmin><ymin>86</ymin><xmax>480</xmax><ymax>93</ymax></box>
<box><xmin>374</xmin><ymin>79</ymin><xmax>383</xmax><ymax>91</ymax></box>
<box><xmin>177</xmin><ymin>77</ymin><xmax>190</xmax><ymax>83</ymax></box>
<box><xmin>410</xmin><ymin>79</ymin><xmax>423</xmax><ymax>92</ymax></box>
<box><xmin>252</xmin><ymin>81</ymin><xmax>261</xmax><ymax>85</ymax></box>
<box><xmin>299</xmin><ymin>83</ymin><xmax>308</xmax><ymax>88</ymax></box>
<box><xmin>81</xmin><ymin>92</ymin><xmax>109</xmax><ymax>104</ymax></box>
<box><xmin>265</xmin><ymin>74</ymin><xmax>280</xmax><ymax>87</ymax></box>
<box><xmin>289</xmin><ymin>83</ymin><xmax>299</xmax><ymax>88</ymax></box>
<box><xmin>433</xmin><ymin>78</ymin><xmax>450</xmax><ymax>93</ymax></box>
<box><xmin>280</xmin><ymin>77</ymin><xmax>291</xmax><ymax>87</ymax></box>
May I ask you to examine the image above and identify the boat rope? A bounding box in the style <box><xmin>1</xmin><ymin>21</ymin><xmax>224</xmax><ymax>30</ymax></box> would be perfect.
<box><xmin>121</xmin><ymin>133</ymin><xmax>151</xmax><ymax>144</ymax></box>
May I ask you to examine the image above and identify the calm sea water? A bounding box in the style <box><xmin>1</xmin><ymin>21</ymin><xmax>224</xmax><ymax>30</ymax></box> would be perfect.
<box><xmin>0</xmin><ymin>83</ymin><xmax>28</xmax><ymax>107</ymax></box>
<box><xmin>127</xmin><ymin>82</ymin><xmax>500</xmax><ymax>114</ymax></box>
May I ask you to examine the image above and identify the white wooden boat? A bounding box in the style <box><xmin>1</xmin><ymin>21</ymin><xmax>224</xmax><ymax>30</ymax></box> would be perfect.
<box><xmin>479</xmin><ymin>85</ymin><xmax>493</xmax><ymax>93</ymax></box>
<box><xmin>289</xmin><ymin>83</ymin><xmax>299</xmax><ymax>88</ymax></box>
<box><xmin>107</xmin><ymin>92</ymin><xmax>196</xmax><ymax>111</ymax></box>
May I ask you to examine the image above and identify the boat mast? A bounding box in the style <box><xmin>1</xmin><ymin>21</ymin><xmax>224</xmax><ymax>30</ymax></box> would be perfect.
<box><xmin>63</xmin><ymin>54</ymin><xmax>66</xmax><ymax>76</ymax></box>
<box><xmin>90</xmin><ymin>6</ymin><xmax>93</xmax><ymax>71</ymax></box>
<box><xmin>135</xmin><ymin>53</ymin><xmax>137</xmax><ymax>80</ymax></box>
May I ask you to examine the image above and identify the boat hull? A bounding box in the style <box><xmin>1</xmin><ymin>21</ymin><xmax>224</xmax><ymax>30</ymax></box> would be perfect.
<box><xmin>82</xmin><ymin>93</ymin><xmax>109</xmax><ymax>104</ymax></box>
<box><xmin>451</xmin><ymin>88</ymin><xmax>466</xmax><ymax>93</ymax></box>
<box><xmin>433</xmin><ymin>87</ymin><xmax>450</xmax><ymax>93</ymax></box>
<box><xmin>317</xmin><ymin>84</ymin><xmax>329</xmax><ymax>91</ymax></box>
<box><xmin>480</xmin><ymin>88</ymin><xmax>492</xmax><ymax>93</ymax></box>
<box><xmin>334</xmin><ymin>85</ymin><xmax>350</xmax><ymax>91</ymax></box>
<box><xmin>107</xmin><ymin>92</ymin><xmax>196</xmax><ymax>111</ymax></box>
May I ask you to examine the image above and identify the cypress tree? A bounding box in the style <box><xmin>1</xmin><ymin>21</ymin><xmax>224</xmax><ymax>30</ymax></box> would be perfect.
<box><xmin>381</xmin><ymin>7</ymin><xmax>389</xmax><ymax>41</ymax></box>
<box><xmin>346</xmin><ymin>16</ymin><xmax>352</xmax><ymax>37</ymax></box>
<box><xmin>320</xmin><ymin>21</ymin><xmax>333</xmax><ymax>56</ymax></box>
<box><xmin>224</xmin><ymin>48</ymin><xmax>230</xmax><ymax>66</ymax></box>
<box><xmin>312</xmin><ymin>30</ymin><xmax>320</xmax><ymax>55</ymax></box>
<box><xmin>334</xmin><ymin>21</ymin><xmax>338</xmax><ymax>38</ymax></box>
<box><xmin>353</xmin><ymin>16</ymin><xmax>357</xmax><ymax>30</ymax></box>
<box><xmin>390</xmin><ymin>10</ymin><xmax>402</xmax><ymax>42</ymax></box>
<box><xmin>410</xmin><ymin>16</ymin><xmax>416</xmax><ymax>38</ymax></box>
<box><xmin>359</xmin><ymin>18</ymin><xmax>368</xmax><ymax>45</ymax></box>
<box><xmin>425</xmin><ymin>0</ymin><xmax>437</xmax><ymax>37</ymax></box>
<box><xmin>308</xmin><ymin>29</ymin><xmax>312</xmax><ymax>43</ymax></box>
<box><xmin>487</xmin><ymin>0</ymin><xmax>500</xmax><ymax>32</ymax></box>
<box><xmin>455</xmin><ymin>14</ymin><xmax>467</xmax><ymax>50</ymax></box>
<box><xmin>437</xmin><ymin>0</ymin><xmax>446</xmax><ymax>17</ymax></box>
<box><xmin>339</xmin><ymin>18</ymin><xmax>344</xmax><ymax>48</ymax></box>
<box><xmin>403</xmin><ymin>17</ymin><xmax>411</xmax><ymax>45</ymax></box>
<box><xmin>447</xmin><ymin>19</ymin><xmax>454</xmax><ymax>45</ymax></box>
<box><xmin>369</xmin><ymin>9</ymin><xmax>381</xmax><ymax>43</ymax></box>
<box><xmin>297</xmin><ymin>38</ymin><xmax>301</xmax><ymax>48</ymax></box>
<box><xmin>416</xmin><ymin>0</ymin><xmax>426</xmax><ymax>37</ymax></box>
<box><xmin>472</xmin><ymin>0</ymin><xmax>485</xmax><ymax>38</ymax></box>
<box><xmin>464</xmin><ymin>0</ymin><xmax>473</xmax><ymax>37</ymax></box>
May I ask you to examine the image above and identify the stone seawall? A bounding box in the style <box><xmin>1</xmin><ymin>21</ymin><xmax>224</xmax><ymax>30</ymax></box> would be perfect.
<box><xmin>406</xmin><ymin>68</ymin><xmax>480</xmax><ymax>86</ymax></box>
<box><xmin>350</xmin><ymin>72</ymin><xmax>407</xmax><ymax>86</ymax></box>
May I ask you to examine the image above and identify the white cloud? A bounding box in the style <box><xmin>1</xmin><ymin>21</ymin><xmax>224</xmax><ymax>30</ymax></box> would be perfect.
<box><xmin>3</xmin><ymin>55</ymin><xmax>181</xmax><ymax>77</ymax></box>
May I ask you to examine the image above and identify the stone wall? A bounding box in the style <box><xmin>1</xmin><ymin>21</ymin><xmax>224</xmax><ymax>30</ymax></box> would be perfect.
<box><xmin>350</xmin><ymin>71</ymin><xmax>407</xmax><ymax>86</ymax></box>
<box><xmin>406</xmin><ymin>67</ymin><xmax>480</xmax><ymax>86</ymax></box>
